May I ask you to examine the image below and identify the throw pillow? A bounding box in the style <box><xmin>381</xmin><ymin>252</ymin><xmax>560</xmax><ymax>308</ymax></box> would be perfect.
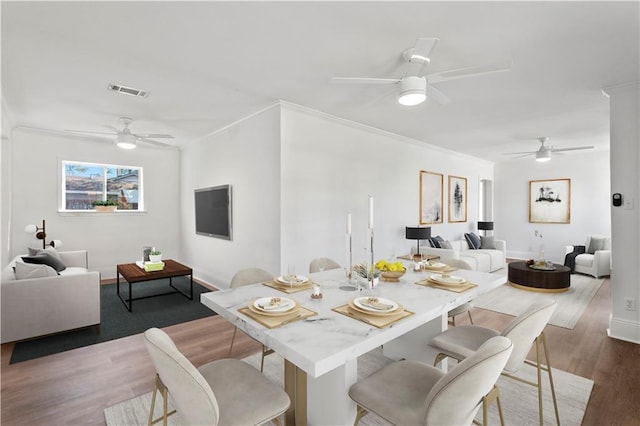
<box><xmin>21</xmin><ymin>252</ymin><xmax>66</xmax><ymax>272</ymax></box>
<box><xmin>464</xmin><ymin>232</ymin><xmax>481</xmax><ymax>250</ymax></box>
<box><xmin>428</xmin><ymin>235</ymin><xmax>445</xmax><ymax>248</ymax></box>
<box><xmin>439</xmin><ymin>240</ymin><xmax>453</xmax><ymax>249</ymax></box>
<box><xmin>15</xmin><ymin>261</ymin><xmax>58</xmax><ymax>279</ymax></box>
<box><xmin>480</xmin><ymin>236</ymin><xmax>496</xmax><ymax>249</ymax></box>
<box><xmin>28</xmin><ymin>246</ymin><xmax>62</xmax><ymax>261</ymax></box>
<box><xmin>587</xmin><ymin>237</ymin><xmax>606</xmax><ymax>254</ymax></box>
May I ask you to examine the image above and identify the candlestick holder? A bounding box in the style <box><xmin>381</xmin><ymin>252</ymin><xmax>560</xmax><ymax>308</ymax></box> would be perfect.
<box><xmin>347</xmin><ymin>233</ymin><xmax>353</xmax><ymax>279</ymax></box>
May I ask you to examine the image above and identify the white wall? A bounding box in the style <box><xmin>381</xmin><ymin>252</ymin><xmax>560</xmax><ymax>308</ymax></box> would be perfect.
<box><xmin>605</xmin><ymin>82</ymin><xmax>640</xmax><ymax>343</ymax></box>
<box><xmin>280</xmin><ymin>103</ymin><xmax>494</xmax><ymax>276</ymax></box>
<box><xmin>5</xmin><ymin>128</ymin><xmax>181</xmax><ymax>278</ymax></box>
<box><xmin>179</xmin><ymin>106</ymin><xmax>282</xmax><ymax>288</ymax></box>
<box><xmin>494</xmin><ymin>150</ymin><xmax>611</xmax><ymax>262</ymax></box>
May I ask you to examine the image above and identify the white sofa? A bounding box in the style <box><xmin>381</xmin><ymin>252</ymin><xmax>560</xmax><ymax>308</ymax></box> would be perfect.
<box><xmin>564</xmin><ymin>236</ymin><xmax>611</xmax><ymax>278</ymax></box>
<box><xmin>420</xmin><ymin>238</ymin><xmax>507</xmax><ymax>273</ymax></box>
<box><xmin>1</xmin><ymin>250</ymin><xmax>101</xmax><ymax>343</ymax></box>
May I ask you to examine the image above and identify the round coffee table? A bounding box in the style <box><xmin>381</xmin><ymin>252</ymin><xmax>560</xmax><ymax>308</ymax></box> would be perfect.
<box><xmin>508</xmin><ymin>261</ymin><xmax>571</xmax><ymax>293</ymax></box>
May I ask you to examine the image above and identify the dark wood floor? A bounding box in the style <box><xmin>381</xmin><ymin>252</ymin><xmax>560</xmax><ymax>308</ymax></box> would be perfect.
<box><xmin>1</xmin><ymin>277</ymin><xmax>639</xmax><ymax>425</ymax></box>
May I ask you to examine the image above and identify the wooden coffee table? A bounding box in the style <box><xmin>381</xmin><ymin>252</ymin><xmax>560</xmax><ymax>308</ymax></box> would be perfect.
<box><xmin>508</xmin><ymin>261</ymin><xmax>570</xmax><ymax>293</ymax></box>
<box><xmin>116</xmin><ymin>259</ymin><xmax>193</xmax><ymax>312</ymax></box>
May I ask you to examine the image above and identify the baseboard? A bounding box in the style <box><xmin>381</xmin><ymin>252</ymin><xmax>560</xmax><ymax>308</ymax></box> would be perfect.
<box><xmin>607</xmin><ymin>315</ymin><xmax>640</xmax><ymax>344</ymax></box>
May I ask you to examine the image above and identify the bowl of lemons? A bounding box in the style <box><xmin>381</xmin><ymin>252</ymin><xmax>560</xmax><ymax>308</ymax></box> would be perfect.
<box><xmin>375</xmin><ymin>260</ymin><xmax>407</xmax><ymax>282</ymax></box>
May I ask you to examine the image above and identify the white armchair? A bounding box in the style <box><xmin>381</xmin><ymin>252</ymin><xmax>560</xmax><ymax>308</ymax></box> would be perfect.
<box><xmin>565</xmin><ymin>235</ymin><xmax>611</xmax><ymax>278</ymax></box>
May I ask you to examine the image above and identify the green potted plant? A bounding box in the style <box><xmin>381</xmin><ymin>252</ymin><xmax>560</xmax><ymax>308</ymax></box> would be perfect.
<box><xmin>92</xmin><ymin>199</ymin><xmax>119</xmax><ymax>212</ymax></box>
<box><xmin>149</xmin><ymin>248</ymin><xmax>162</xmax><ymax>263</ymax></box>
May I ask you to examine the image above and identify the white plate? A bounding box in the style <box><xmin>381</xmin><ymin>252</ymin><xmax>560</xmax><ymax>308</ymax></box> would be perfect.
<box><xmin>253</xmin><ymin>297</ymin><xmax>296</xmax><ymax>313</ymax></box>
<box><xmin>425</xmin><ymin>262</ymin><xmax>448</xmax><ymax>269</ymax></box>
<box><xmin>353</xmin><ymin>297</ymin><xmax>399</xmax><ymax>313</ymax></box>
<box><xmin>430</xmin><ymin>274</ymin><xmax>466</xmax><ymax>285</ymax></box>
<box><xmin>276</xmin><ymin>275</ymin><xmax>309</xmax><ymax>286</ymax></box>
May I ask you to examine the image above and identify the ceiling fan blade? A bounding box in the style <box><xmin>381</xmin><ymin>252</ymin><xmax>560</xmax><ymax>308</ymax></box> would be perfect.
<box><xmin>513</xmin><ymin>153</ymin><xmax>536</xmax><ymax>159</ymax></box>
<box><xmin>64</xmin><ymin>129</ymin><xmax>116</xmax><ymax>136</ymax></box>
<box><xmin>104</xmin><ymin>125</ymin><xmax>121</xmax><ymax>133</ymax></box>
<box><xmin>137</xmin><ymin>137</ymin><xmax>172</xmax><ymax>147</ymax></box>
<box><xmin>134</xmin><ymin>133</ymin><xmax>174</xmax><ymax>139</ymax></box>
<box><xmin>426</xmin><ymin>84</ymin><xmax>451</xmax><ymax>105</ymax></box>
<box><xmin>331</xmin><ymin>77</ymin><xmax>400</xmax><ymax>85</ymax></box>
<box><xmin>409</xmin><ymin>38</ymin><xmax>439</xmax><ymax>63</ymax></box>
<box><xmin>426</xmin><ymin>62</ymin><xmax>511</xmax><ymax>84</ymax></box>
<box><xmin>503</xmin><ymin>151</ymin><xmax>537</xmax><ymax>155</ymax></box>
<box><xmin>550</xmin><ymin>146</ymin><xmax>594</xmax><ymax>152</ymax></box>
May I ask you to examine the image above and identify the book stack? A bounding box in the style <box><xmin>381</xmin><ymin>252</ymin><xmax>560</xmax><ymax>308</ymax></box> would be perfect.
<box><xmin>136</xmin><ymin>260</ymin><xmax>165</xmax><ymax>272</ymax></box>
<box><xmin>144</xmin><ymin>261</ymin><xmax>165</xmax><ymax>272</ymax></box>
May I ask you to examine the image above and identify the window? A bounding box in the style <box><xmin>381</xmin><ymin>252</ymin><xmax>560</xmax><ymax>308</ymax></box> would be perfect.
<box><xmin>62</xmin><ymin>161</ymin><xmax>143</xmax><ymax>211</ymax></box>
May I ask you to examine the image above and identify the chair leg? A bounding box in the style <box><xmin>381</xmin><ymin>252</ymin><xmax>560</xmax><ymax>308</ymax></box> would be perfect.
<box><xmin>260</xmin><ymin>345</ymin><xmax>275</xmax><ymax>372</ymax></box>
<box><xmin>481</xmin><ymin>385</ymin><xmax>503</xmax><ymax>426</ymax></box>
<box><xmin>228</xmin><ymin>327</ymin><xmax>238</xmax><ymax>356</ymax></box>
<box><xmin>539</xmin><ymin>332</ymin><xmax>561</xmax><ymax>425</ymax></box>
<box><xmin>148</xmin><ymin>374</ymin><xmax>177</xmax><ymax>426</ymax></box>
<box><xmin>354</xmin><ymin>405</ymin><xmax>368</xmax><ymax>426</ymax></box>
<box><xmin>467</xmin><ymin>309</ymin><xmax>474</xmax><ymax>324</ymax></box>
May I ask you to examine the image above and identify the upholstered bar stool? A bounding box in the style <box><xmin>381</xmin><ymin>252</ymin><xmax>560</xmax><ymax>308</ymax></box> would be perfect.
<box><xmin>228</xmin><ymin>267</ymin><xmax>275</xmax><ymax>372</ymax></box>
<box><xmin>429</xmin><ymin>299</ymin><xmax>559</xmax><ymax>426</ymax></box>
<box><xmin>349</xmin><ymin>336</ymin><xmax>513</xmax><ymax>426</ymax></box>
<box><xmin>144</xmin><ymin>328</ymin><xmax>290</xmax><ymax>426</ymax></box>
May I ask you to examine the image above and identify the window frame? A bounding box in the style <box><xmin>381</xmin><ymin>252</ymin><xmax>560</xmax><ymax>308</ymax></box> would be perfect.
<box><xmin>60</xmin><ymin>160</ymin><xmax>145</xmax><ymax>212</ymax></box>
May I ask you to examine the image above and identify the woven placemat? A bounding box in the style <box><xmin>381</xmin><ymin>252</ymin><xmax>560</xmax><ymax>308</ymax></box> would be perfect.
<box><xmin>415</xmin><ymin>278</ymin><xmax>477</xmax><ymax>293</ymax></box>
<box><xmin>332</xmin><ymin>304</ymin><xmax>413</xmax><ymax>328</ymax></box>
<box><xmin>238</xmin><ymin>306</ymin><xmax>317</xmax><ymax>329</ymax></box>
<box><xmin>263</xmin><ymin>280</ymin><xmax>313</xmax><ymax>294</ymax></box>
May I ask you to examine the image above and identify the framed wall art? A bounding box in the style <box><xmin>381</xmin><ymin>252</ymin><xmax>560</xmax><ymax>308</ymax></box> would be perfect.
<box><xmin>420</xmin><ymin>170</ymin><xmax>443</xmax><ymax>224</ymax></box>
<box><xmin>529</xmin><ymin>178</ymin><xmax>571</xmax><ymax>223</ymax></box>
<box><xmin>448</xmin><ymin>175</ymin><xmax>467</xmax><ymax>223</ymax></box>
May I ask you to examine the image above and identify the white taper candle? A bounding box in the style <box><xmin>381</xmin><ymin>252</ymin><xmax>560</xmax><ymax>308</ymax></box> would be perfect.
<box><xmin>368</xmin><ymin>196</ymin><xmax>374</xmax><ymax>229</ymax></box>
<box><xmin>347</xmin><ymin>213</ymin><xmax>352</xmax><ymax>235</ymax></box>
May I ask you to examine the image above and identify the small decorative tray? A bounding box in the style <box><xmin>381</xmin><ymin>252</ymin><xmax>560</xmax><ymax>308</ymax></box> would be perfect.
<box><xmin>529</xmin><ymin>264</ymin><xmax>556</xmax><ymax>271</ymax></box>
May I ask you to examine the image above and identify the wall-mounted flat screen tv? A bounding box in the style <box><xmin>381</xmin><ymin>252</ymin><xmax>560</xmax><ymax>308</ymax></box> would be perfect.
<box><xmin>194</xmin><ymin>184</ymin><xmax>232</xmax><ymax>240</ymax></box>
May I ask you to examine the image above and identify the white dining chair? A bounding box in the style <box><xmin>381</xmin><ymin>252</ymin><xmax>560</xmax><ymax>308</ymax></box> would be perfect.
<box><xmin>144</xmin><ymin>327</ymin><xmax>290</xmax><ymax>426</ymax></box>
<box><xmin>429</xmin><ymin>299</ymin><xmax>559</xmax><ymax>426</ymax></box>
<box><xmin>439</xmin><ymin>258</ymin><xmax>474</xmax><ymax>326</ymax></box>
<box><xmin>349</xmin><ymin>336</ymin><xmax>513</xmax><ymax>426</ymax></box>
<box><xmin>228</xmin><ymin>267</ymin><xmax>275</xmax><ymax>372</ymax></box>
<box><xmin>308</xmin><ymin>257</ymin><xmax>341</xmax><ymax>273</ymax></box>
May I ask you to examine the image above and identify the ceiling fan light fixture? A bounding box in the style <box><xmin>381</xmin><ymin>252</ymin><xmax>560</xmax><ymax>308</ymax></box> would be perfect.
<box><xmin>398</xmin><ymin>76</ymin><xmax>427</xmax><ymax>106</ymax></box>
<box><xmin>536</xmin><ymin>149</ymin><xmax>551</xmax><ymax>162</ymax></box>
<box><xmin>116</xmin><ymin>133</ymin><xmax>136</xmax><ymax>149</ymax></box>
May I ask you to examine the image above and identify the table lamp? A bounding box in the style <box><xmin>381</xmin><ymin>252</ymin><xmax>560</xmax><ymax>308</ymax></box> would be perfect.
<box><xmin>478</xmin><ymin>221</ymin><xmax>494</xmax><ymax>236</ymax></box>
<box><xmin>405</xmin><ymin>226</ymin><xmax>431</xmax><ymax>258</ymax></box>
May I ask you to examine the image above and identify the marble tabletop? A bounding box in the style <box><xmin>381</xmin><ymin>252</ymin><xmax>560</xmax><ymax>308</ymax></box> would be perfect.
<box><xmin>201</xmin><ymin>267</ymin><xmax>506</xmax><ymax>378</ymax></box>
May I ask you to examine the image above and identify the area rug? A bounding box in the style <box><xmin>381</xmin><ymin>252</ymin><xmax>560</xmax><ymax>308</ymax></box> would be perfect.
<box><xmin>10</xmin><ymin>278</ymin><xmax>216</xmax><ymax>364</ymax></box>
<box><xmin>473</xmin><ymin>274</ymin><xmax>605</xmax><ymax>329</ymax></box>
<box><xmin>104</xmin><ymin>349</ymin><xmax>593</xmax><ymax>426</ymax></box>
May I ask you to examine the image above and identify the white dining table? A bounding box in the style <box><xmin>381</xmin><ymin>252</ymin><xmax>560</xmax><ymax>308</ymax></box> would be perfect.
<box><xmin>201</xmin><ymin>266</ymin><xmax>506</xmax><ymax>426</ymax></box>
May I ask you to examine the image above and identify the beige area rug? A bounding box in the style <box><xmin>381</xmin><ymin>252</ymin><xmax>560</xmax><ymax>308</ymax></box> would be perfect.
<box><xmin>105</xmin><ymin>349</ymin><xmax>593</xmax><ymax>425</ymax></box>
<box><xmin>473</xmin><ymin>272</ymin><xmax>605</xmax><ymax>329</ymax></box>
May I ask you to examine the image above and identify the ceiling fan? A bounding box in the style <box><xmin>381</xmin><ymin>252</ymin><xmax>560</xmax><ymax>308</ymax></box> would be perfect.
<box><xmin>504</xmin><ymin>137</ymin><xmax>594</xmax><ymax>162</ymax></box>
<box><xmin>331</xmin><ymin>37</ymin><xmax>511</xmax><ymax>106</ymax></box>
<box><xmin>64</xmin><ymin>117</ymin><xmax>174</xmax><ymax>149</ymax></box>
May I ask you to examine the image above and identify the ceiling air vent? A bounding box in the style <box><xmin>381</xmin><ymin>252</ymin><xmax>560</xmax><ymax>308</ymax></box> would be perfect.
<box><xmin>107</xmin><ymin>83</ymin><xmax>149</xmax><ymax>98</ymax></box>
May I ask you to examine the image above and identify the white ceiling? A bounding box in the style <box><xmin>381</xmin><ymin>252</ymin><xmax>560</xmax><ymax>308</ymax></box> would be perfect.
<box><xmin>2</xmin><ymin>1</ymin><xmax>638</xmax><ymax>162</ymax></box>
